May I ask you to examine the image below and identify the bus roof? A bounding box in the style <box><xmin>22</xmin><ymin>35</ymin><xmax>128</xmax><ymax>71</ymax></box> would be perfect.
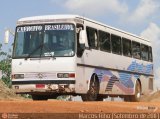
<box><xmin>17</xmin><ymin>14</ymin><xmax>150</xmax><ymax>42</ymax></box>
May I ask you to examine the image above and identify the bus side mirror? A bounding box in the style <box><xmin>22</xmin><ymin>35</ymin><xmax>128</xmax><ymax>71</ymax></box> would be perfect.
<box><xmin>4</xmin><ymin>30</ymin><xmax>10</xmax><ymax>44</ymax></box>
<box><xmin>79</xmin><ymin>30</ymin><xmax>86</xmax><ymax>49</ymax></box>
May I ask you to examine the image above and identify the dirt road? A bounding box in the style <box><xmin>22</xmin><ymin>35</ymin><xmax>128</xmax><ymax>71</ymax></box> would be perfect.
<box><xmin>1</xmin><ymin>80</ymin><xmax>160</xmax><ymax>119</ymax></box>
<box><xmin>0</xmin><ymin>100</ymin><xmax>160</xmax><ymax>113</ymax></box>
<box><xmin>0</xmin><ymin>100</ymin><xmax>160</xmax><ymax>119</ymax></box>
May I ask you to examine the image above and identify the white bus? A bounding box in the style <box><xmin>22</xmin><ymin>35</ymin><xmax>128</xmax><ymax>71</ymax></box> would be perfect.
<box><xmin>7</xmin><ymin>15</ymin><xmax>153</xmax><ymax>101</ymax></box>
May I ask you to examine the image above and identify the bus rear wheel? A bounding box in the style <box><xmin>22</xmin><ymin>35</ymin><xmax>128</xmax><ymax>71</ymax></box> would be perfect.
<box><xmin>130</xmin><ymin>81</ymin><xmax>141</xmax><ymax>102</ymax></box>
<box><xmin>81</xmin><ymin>77</ymin><xmax>99</xmax><ymax>101</ymax></box>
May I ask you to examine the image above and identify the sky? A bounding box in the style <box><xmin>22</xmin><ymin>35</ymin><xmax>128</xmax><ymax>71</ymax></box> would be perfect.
<box><xmin>0</xmin><ymin>0</ymin><xmax>160</xmax><ymax>88</ymax></box>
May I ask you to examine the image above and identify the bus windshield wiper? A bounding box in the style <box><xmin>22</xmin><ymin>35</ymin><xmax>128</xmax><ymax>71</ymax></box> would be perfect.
<box><xmin>43</xmin><ymin>44</ymin><xmax>56</xmax><ymax>59</ymax></box>
<box><xmin>25</xmin><ymin>44</ymin><xmax>43</xmax><ymax>60</ymax></box>
<box><xmin>25</xmin><ymin>43</ymin><xmax>56</xmax><ymax>60</ymax></box>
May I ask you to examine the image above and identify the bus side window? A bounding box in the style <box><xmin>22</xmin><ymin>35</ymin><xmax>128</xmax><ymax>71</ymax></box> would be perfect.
<box><xmin>86</xmin><ymin>27</ymin><xmax>98</xmax><ymax>49</ymax></box>
<box><xmin>132</xmin><ymin>41</ymin><xmax>141</xmax><ymax>59</ymax></box>
<box><xmin>122</xmin><ymin>38</ymin><xmax>132</xmax><ymax>57</ymax></box>
<box><xmin>111</xmin><ymin>34</ymin><xmax>122</xmax><ymax>55</ymax></box>
<box><xmin>99</xmin><ymin>30</ymin><xmax>111</xmax><ymax>52</ymax></box>
<box><xmin>141</xmin><ymin>44</ymin><xmax>149</xmax><ymax>61</ymax></box>
<box><xmin>149</xmin><ymin>46</ymin><xmax>153</xmax><ymax>62</ymax></box>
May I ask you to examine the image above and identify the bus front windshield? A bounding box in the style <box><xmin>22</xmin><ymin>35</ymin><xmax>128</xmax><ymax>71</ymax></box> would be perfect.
<box><xmin>13</xmin><ymin>24</ymin><xmax>75</xmax><ymax>58</ymax></box>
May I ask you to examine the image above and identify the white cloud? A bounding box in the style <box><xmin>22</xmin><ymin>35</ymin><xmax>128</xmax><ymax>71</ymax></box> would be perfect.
<box><xmin>141</xmin><ymin>23</ymin><xmax>160</xmax><ymax>43</ymax></box>
<box><xmin>128</xmin><ymin>0</ymin><xmax>160</xmax><ymax>23</ymax></box>
<box><xmin>141</xmin><ymin>23</ymin><xmax>160</xmax><ymax>80</ymax></box>
<box><xmin>63</xmin><ymin>0</ymin><xmax>128</xmax><ymax>16</ymax></box>
<box><xmin>51</xmin><ymin>0</ymin><xmax>160</xmax><ymax>24</ymax></box>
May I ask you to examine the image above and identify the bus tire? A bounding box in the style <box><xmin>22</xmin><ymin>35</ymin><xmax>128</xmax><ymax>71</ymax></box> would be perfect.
<box><xmin>130</xmin><ymin>81</ymin><xmax>141</xmax><ymax>102</ymax></box>
<box><xmin>32</xmin><ymin>95</ymin><xmax>48</xmax><ymax>100</ymax></box>
<box><xmin>81</xmin><ymin>76</ymin><xmax>99</xmax><ymax>101</ymax></box>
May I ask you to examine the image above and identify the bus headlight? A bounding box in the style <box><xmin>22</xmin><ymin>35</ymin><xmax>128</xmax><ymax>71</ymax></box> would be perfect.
<box><xmin>57</xmin><ymin>73</ymin><xmax>75</xmax><ymax>78</ymax></box>
<box><xmin>12</xmin><ymin>74</ymin><xmax>24</xmax><ymax>79</ymax></box>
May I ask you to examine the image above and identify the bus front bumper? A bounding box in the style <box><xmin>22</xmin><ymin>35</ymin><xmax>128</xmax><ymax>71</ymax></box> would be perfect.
<box><xmin>12</xmin><ymin>80</ymin><xmax>76</xmax><ymax>94</ymax></box>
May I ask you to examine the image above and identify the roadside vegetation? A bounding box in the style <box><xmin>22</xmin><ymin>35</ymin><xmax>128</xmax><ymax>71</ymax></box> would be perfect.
<box><xmin>0</xmin><ymin>43</ymin><xmax>12</xmax><ymax>87</ymax></box>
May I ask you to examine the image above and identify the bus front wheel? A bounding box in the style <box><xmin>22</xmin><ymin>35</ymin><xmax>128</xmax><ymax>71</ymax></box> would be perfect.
<box><xmin>81</xmin><ymin>77</ymin><xmax>100</xmax><ymax>101</ymax></box>
<box><xmin>32</xmin><ymin>95</ymin><xmax>48</xmax><ymax>100</ymax></box>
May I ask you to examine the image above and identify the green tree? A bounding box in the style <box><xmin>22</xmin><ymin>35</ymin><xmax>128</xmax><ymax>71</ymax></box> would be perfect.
<box><xmin>0</xmin><ymin>43</ymin><xmax>12</xmax><ymax>87</ymax></box>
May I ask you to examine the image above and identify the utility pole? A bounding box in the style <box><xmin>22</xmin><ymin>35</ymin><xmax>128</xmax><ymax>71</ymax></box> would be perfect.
<box><xmin>4</xmin><ymin>28</ymin><xmax>15</xmax><ymax>44</ymax></box>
